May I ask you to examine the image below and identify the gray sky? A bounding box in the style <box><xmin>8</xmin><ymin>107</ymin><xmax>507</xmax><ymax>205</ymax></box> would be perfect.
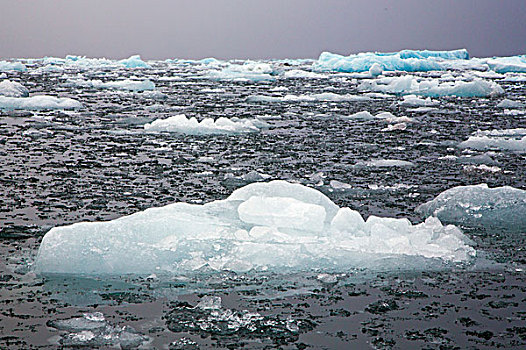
<box><xmin>1</xmin><ymin>0</ymin><xmax>525</xmax><ymax>60</ymax></box>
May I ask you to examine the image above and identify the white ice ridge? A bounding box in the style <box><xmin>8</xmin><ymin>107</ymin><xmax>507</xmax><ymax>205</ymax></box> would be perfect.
<box><xmin>247</xmin><ymin>92</ymin><xmax>370</xmax><ymax>103</ymax></box>
<box><xmin>144</xmin><ymin>114</ymin><xmax>265</xmax><ymax>135</ymax></box>
<box><xmin>65</xmin><ymin>77</ymin><xmax>155</xmax><ymax>91</ymax></box>
<box><xmin>0</xmin><ymin>95</ymin><xmax>82</xmax><ymax>110</ymax></box>
<box><xmin>34</xmin><ymin>181</ymin><xmax>475</xmax><ymax>275</ymax></box>
<box><xmin>359</xmin><ymin>75</ymin><xmax>504</xmax><ymax>97</ymax></box>
<box><xmin>0</xmin><ymin>60</ymin><xmax>27</xmax><ymax>72</ymax></box>
<box><xmin>416</xmin><ymin>184</ymin><xmax>526</xmax><ymax>231</ymax></box>
<box><xmin>0</xmin><ymin>80</ymin><xmax>29</xmax><ymax>97</ymax></box>
<box><xmin>314</xmin><ymin>49</ymin><xmax>469</xmax><ymax>73</ymax></box>
<box><xmin>458</xmin><ymin>128</ymin><xmax>526</xmax><ymax>152</ymax></box>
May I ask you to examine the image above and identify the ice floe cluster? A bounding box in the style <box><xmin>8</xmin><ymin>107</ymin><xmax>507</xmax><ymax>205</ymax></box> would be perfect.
<box><xmin>35</xmin><ymin>181</ymin><xmax>476</xmax><ymax>275</ymax></box>
<box><xmin>459</xmin><ymin>128</ymin><xmax>526</xmax><ymax>152</ymax></box>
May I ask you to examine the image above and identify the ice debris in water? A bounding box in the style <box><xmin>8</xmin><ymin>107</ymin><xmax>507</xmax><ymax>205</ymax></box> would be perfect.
<box><xmin>458</xmin><ymin>128</ymin><xmax>526</xmax><ymax>152</ymax></box>
<box><xmin>0</xmin><ymin>60</ymin><xmax>27</xmax><ymax>71</ymax></box>
<box><xmin>144</xmin><ymin>114</ymin><xmax>265</xmax><ymax>135</ymax></box>
<box><xmin>359</xmin><ymin>75</ymin><xmax>503</xmax><ymax>97</ymax></box>
<box><xmin>416</xmin><ymin>184</ymin><xmax>526</xmax><ymax>231</ymax></box>
<box><xmin>208</xmin><ymin>62</ymin><xmax>275</xmax><ymax>81</ymax></box>
<box><xmin>398</xmin><ymin>95</ymin><xmax>439</xmax><ymax>107</ymax></box>
<box><xmin>0</xmin><ymin>95</ymin><xmax>82</xmax><ymax>110</ymax></box>
<box><xmin>314</xmin><ymin>49</ymin><xmax>469</xmax><ymax>72</ymax></box>
<box><xmin>354</xmin><ymin>159</ymin><xmax>415</xmax><ymax>167</ymax></box>
<box><xmin>35</xmin><ymin>181</ymin><xmax>475</xmax><ymax>275</ymax></box>
<box><xmin>165</xmin><ymin>296</ymin><xmax>311</xmax><ymax>344</ymax></box>
<box><xmin>282</xmin><ymin>69</ymin><xmax>328</xmax><ymax>79</ymax></box>
<box><xmin>65</xmin><ymin>77</ymin><xmax>155</xmax><ymax>91</ymax></box>
<box><xmin>247</xmin><ymin>92</ymin><xmax>370</xmax><ymax>103</ymax></box>
<box><xmin>0</xmin><ymin>80</ymin><xmax>29</xmax><ymax>97</ymax></box>
<box><xmin>48</xmin><ymin>312</ymin><xmax>148</xmax><ymax>349</ymax></box>
<box><xmin>344</xmin><ymin>111</ymin><xmax>395</xmax><ymax>120</ymax></box>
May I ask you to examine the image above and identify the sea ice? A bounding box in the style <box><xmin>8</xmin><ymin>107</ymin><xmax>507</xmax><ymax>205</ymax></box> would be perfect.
<box><xmin>416</xmin><ymin>184</ymin><xmax>526</xmax><ymax>231</ymax></box>
<box><xmin>359</xmin><ymin>75</ymin><xmax>503</xmax><ymax>97</ymax></box>
<box><xmin>496</xmin><ymin>99</ymin><xmax>524</xmax><ymax>108</ymax></box>
<box><xmin>0</xmin><ymin>80</ymin><xmax>29</xmax><ymax>97</ymax></box>
<box><xmin>354</xmin><ymin>159</ymin><xmax>415</xmax><ymax>167</ymax></box>
<box><xmin>398</xmin><ymin>95</ymin><xmax>439</xmax><ymax>107</ymax></box>
<box><xmin>458</xmin><ymin>128</ymin><xmax>526</xmax><ymax>152</ymax></box>
<box><xmin>208</xmin><ymin>62</ymin><xmax>275</xmax><ymax>81</ymax></box>
<box><xmin>34</xmin><ymin>181</ymin><xmax>475</xmax><ymax>275</ymax></box>
<box><xmin>486</xmin><ymin>55</ymin><xmax>526</xmax><ymax>73</ymax></box>
<box><xmin>144</xmin><ymin>114</ymin><xmax>263</xmax><ymax>135</ymax></box>
<box><xmin>282</xmin><ymin>69</ymin><xmax>328</xmax><ymax>79</ymax></box>
<box><xmin>0</xmin><ymin>95</ymin><xmax>82</xmax><ymax>110</ymax></box>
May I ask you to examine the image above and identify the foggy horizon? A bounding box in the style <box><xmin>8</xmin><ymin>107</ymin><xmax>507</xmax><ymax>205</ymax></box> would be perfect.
<box><xmin>1</xmin><ymin>0</ymin><xmax>526</xmax><ymax>60</ymax></box>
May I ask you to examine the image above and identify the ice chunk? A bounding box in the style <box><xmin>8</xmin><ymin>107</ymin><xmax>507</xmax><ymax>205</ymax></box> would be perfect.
<box><xmin>416</xmin><ymin>184</ymin><xmax>526</xmax><ymax>231</ymax></box>
<box><xmin>354</xmin><ymin>159</ymin><xmax>415</xmax><ymax>167</ymax></box>
<box><xmin>359</xmin><ymin>75</ymin><xmax>504</xmax><ymax>97</ymax></box>
<box><xmin>0</xmin><ymin>60</ymin><xmax>27</xmax><ymax>72</ymax></box>
<box><xmin>282</xmin><ymin>69</ymin><xmax>328</xmax><ymax>79</ymax></box>
<box><xmin>0</xmin><ymin>80</ymin><xmax>29</xmax><ymax>97</ymax></box>
<box><xmin>65</xmin><ymin>78</ymin><xmax>155</xmax><ymax>91</ymax></box>
<box><xmin>208</xmin><ymin>62</ymin><xmax>275</xmax><ymax>81</ymax></box>
<box><xmin>0</xmin><ymin>95</ymin><xmax>82</xmax><ymax>110</ymax></box>
<box><xmin>399</xmin><ymin>95</ymin><xmax>439</xmax><ymax>107</ymax></box>
<box><xmin>314</xmin><ymin>49</ymin><xmax>468</xmax><ymax>73</ymax></box>
<box><xmin>458</xmin><ymin>128</ymin><xmax>526</xmax><ymax>152</ymax></box>
<box><xmin>118</xmin><ymin>55</ymin><xmax>150</xmax><ymax>68</ymax></box>
<box><xmin>35</xmin><ymin>180</ymin><xmax>475</xmax><ymax>275</ymax></box>
<box><xmin>247</xmin><ymin>92</ymin><xmax>370</xmax><ymax>103</ymax></box>
<box><xmin>496</xmin><ymin>99</ymin><xmax>524</xmax><ymax>108</ymax></box>
<box><xmin>144</xmin><ymin>114</ymin><xmax>263</xmax><ymax>135</ymax></box>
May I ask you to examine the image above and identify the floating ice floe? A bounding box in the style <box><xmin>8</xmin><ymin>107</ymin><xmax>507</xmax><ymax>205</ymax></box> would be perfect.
<box><xmin>207</xmin><ymin>62</ymin><xmax>275</xmax><ymax>81</ymax></box>
<box><xmin>416</xmin><ymin>184</ymin><xmax>526</xmax><ymax>231</ymax></box>
<box><xmin>496</xmin><ymin>99</ymin><xmax>524</xmax><ymax>108</ymax></box>
<box><xmin>502</xmin><ymin>73</ymin><xmax>526</xmax><ymax>82</ymax></box>
<box><xmin>458</xmin><ymin>128</ymin><xmax>526</xmax><ymax>152</ymax></box>
<box><xmin>144</xmin><ymin>114</ymin><xmax>264</xmax><ymax>135</ymax></box>
<box><xmin>34</xmin><ymin>180</ymin><xmax>475</xmax><ymax>275</ymax></box>
<box><xmin>48</xmin><ymin>312</ymin><xmax>148</xmax><ymax>348</ymax></box>
<box><xmin>38</xmin><ymin>55</ymin><xmax>150</xmax><ymax>70</ymax></box>
<box><xmin>354</xmin><ymin>159</ymin><xmax>415</xmax><ymax>167</ymax></box>
<box><xmin>247</xmin><ymin>92</ymin><xmax>370</xmax><ymax>103</ymax></box>
<box><xmin>359</xmin><ymin>75</ymin><xmax>504</xmax><ymax>97</ymax></box>
<box><xmin>399</xmin><ymin>95</ymin><xmax>439</xmax><ymax>107</ymax></box>
<box><xmin>0</xmin><ymin>60</ymin><xmax>27</xmax><ymax>72</ymax></box>
<box><xmin>282</xmin><ymin>69</ymin><xmax>328</xmax><ymax>79</ymax></box>
<box><xmin>314</xmin><ymin>49</ymin><xmax>468</xmax><ymax>73</ymax></box>
<box><xmin>0</xmin><ymin>80</ymin><xmax>29</xmax><ymax>97</ymax></box>
<box><xmin>0</xmin><ymin>95</ymin><xmax>82</xmax><ymax>110</ymax></box>
<box><xmin>65</xmin><ymin>77</ymin><xmax>155</xmax><ymax>91</ymax></box>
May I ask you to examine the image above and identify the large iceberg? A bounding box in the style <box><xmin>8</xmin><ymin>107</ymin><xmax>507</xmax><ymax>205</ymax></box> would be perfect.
<box><xmin>314</xmin><ymin>49</ymin><xmax>468</xmax><ymax>73</ymax></box>
<box><xmin>0</xmin><ymin>95</ymin><xmax>82</xmax><ymax>110</ymax></box>
<box><xmin>359</xmin><ymin>75</ymin><xmax>504</xmax><ymax>97</ymax></box>
<box><xmin>0</xmin><ymin>80</ymin><xmax>29</xmax><ymax>97</ymax></box>
<box><xmin>486</xmin><ymin>55</ymin><xmax>526</xmax><ymax>73</ymax></box>
<box><xmin>144</xmin><ymin>114</ymin><xmax>264</xmax><ymax>135</ymax></box>
<box><xmin>458</xmin><ymin>128</ymin><xmax>526</xmax><ymax>152</ymax></box>
<box><xmin>416</xmin><ymin>184</ymin><xmax>526</xmax><ymax>231</ymax></box>
<box><xmin>34</xmin><ymin>181</ymin><xmax>475</xmax><ymax>275</ymax></box>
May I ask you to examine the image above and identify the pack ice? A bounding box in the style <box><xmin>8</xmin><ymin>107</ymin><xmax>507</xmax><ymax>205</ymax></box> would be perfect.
<box><xmin>417</xmin><ymin>184</ymin><xmax>526</xmax><ymax>231</ymax></box>
<box><xmin>34</xmin><ymin>181</ymin><xmax>475</xmax><ymax>275</ymax></box>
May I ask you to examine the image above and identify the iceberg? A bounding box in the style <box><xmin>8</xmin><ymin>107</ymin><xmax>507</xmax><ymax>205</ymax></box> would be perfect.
<box><xmin>0</xmin><ymin>80</ymin><xmax>29</xmax><ymax>97</ymax></box>
<box><xmin>0</xmin><ymin>60</ymin><xmax>27</xmax><ymax>72</ymax></box>
<box><xmin>34</xmin><ymin>181</ymin><xmax>475</xmax><ymax>275</ymax></box>
<box><xmin>314</xmin><ymin>49</ymin><xmax>468</xmax><ymax>73</ymax></box>
<box><xmin>247</xmin><ymin>92</ymin><xmax>370</xmax><ymax>103</ymax></box>
<box><xmin>65</xmin><ymin>78</ymin><xmax>155</xmax><ymax>91</ymax></box>
<box><xmin>0</xmin><ymin>95</ymin><xmax>82</xmax><ymax>110</ymax></box>
<box><xmin>458</xmin><ymin>128</ymin><xmax>526</xmax><ymax>152</ymax></box>
<box><xmin>117</xmin><ymin>55</ymin><xmax>150</xmax><ymax>68</ymax></box>
<box><xmin>416</xmin><ymin>184</ymin><xmax>526</xmax><ymax>231</ymax></box>
<box><xmin>144</xmin><ymin>114</ymin><xmax>264</xmax><ymax>135</ymax></box>
<box><xmin>359</xmin><ymin>75</ymin><xmax>504</xmax><ymax>97</ymax></box>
